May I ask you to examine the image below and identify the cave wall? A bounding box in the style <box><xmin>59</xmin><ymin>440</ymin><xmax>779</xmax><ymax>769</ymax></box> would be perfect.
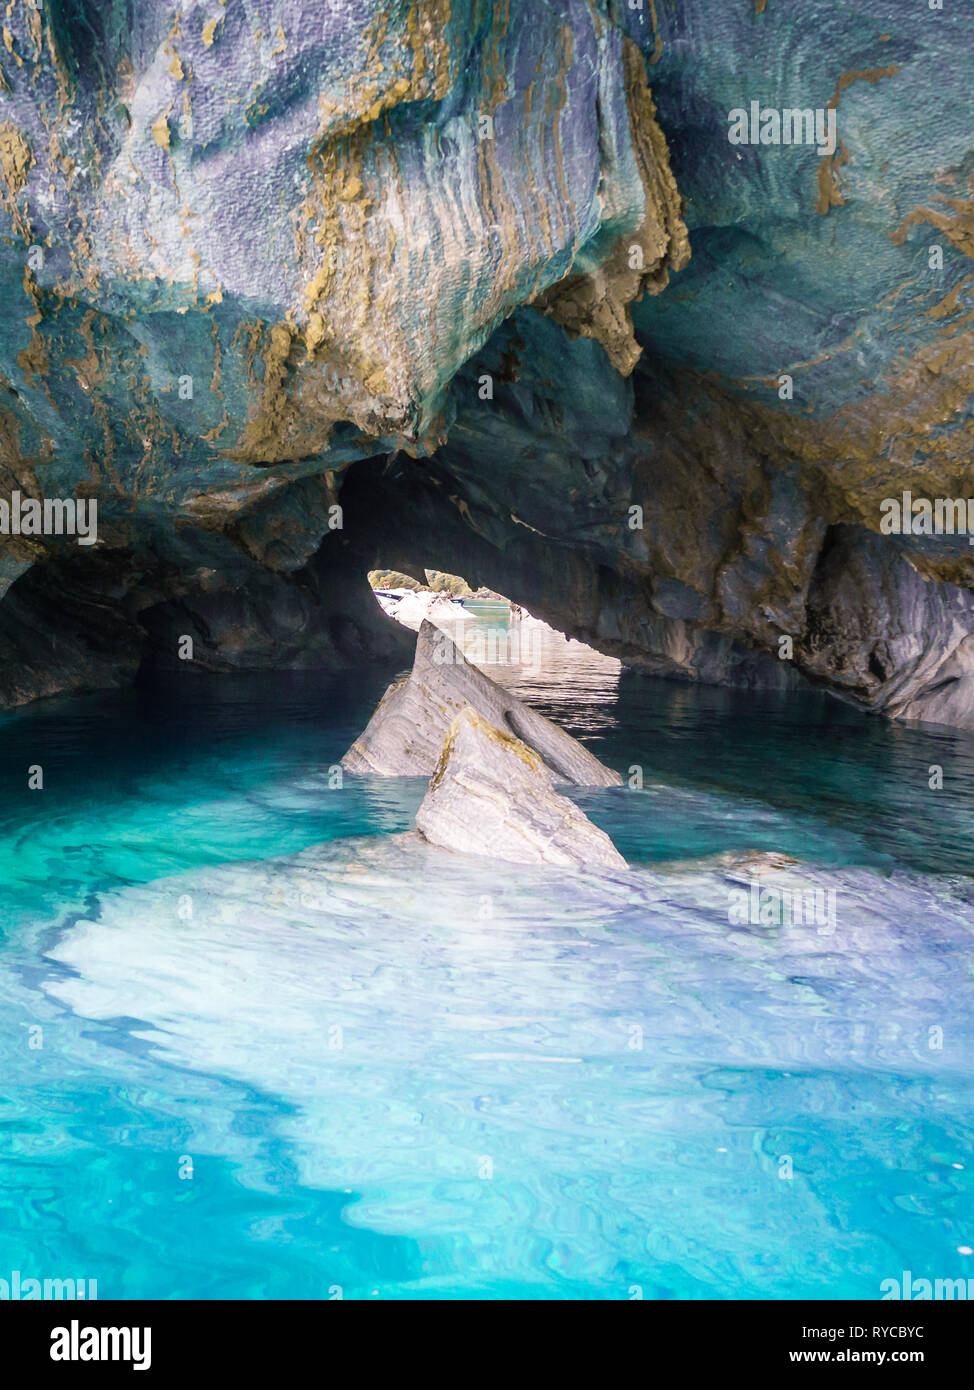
<box><xmin>0</xmin><ymin>1</ymin><xmax>971</xmax><ymax>727</ymax></box>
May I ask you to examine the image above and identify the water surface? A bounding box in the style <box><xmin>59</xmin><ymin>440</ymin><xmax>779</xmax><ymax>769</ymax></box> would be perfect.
<box><xmin>1</xmin><ymin>618</ymin><xmax>972</xmax><ymax>1298</ymax></box>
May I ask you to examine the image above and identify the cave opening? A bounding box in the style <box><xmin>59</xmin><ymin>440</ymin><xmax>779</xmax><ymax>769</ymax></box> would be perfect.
<box><xmin>365</xmin><ymin>564</ymin><xmax>623</xmax><ymax>705</ymax></box>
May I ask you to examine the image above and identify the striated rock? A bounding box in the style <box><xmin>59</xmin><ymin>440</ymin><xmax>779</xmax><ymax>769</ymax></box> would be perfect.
<box><xmin>0</xmin><ymin>2</ymin><xmax>972</xmax><ymax>734</ymax></box>
<box><xmin>800</xmin><ymin>527</ymin><xmax>974</xmax><ymax>727</ymax></box>
<box><xmin>0</xmin><ymin>0</ymin><xmax>684</xmax><ymax>479</ymax></box>
<box><xmin>415</xmin><ymin>706</ymin><xmax>626</xmax><ymax>870</ymax></box>
<box><xmin>0</xmin><ymin>0</ymin><xmax>686</xmax><ymax>712</ymax></box>
<box><xmin>342</xmin><ymin>620</ymin><xmax>621</xmax><ymax>786</ymax></box>
<box><xmin>339</xmin><ymin>308</ymin><xmax>974</xmax><ymax>726</ymax></box>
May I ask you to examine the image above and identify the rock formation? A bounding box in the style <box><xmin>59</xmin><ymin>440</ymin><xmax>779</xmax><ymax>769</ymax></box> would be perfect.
<box><xmin>0</xmin><ymin>3</ymin><xmax>971</xmax><ymax>730</ymax></box>
<box><xmin>342</xmin><ymin>619</ymin><xmax>621</xmax><ymax>786</ymax></box>
<box><xmin>415</xmin><ymin>705</ymin><xmax>627</xmax><ymax>870</ymax></box>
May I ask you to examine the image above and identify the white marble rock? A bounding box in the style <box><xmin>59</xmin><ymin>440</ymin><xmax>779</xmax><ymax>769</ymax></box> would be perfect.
<box><xmin>415</xmin><ymin>706</ymin><xmax>627</xmax><ymax>869</ymax></box>
<box><xmin>341</xmin><ymin>619</ymin><xmax>622</xmax><ymax>787</ymax></box>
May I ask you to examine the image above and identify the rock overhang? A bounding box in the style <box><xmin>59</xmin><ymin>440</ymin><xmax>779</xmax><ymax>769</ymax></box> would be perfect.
<box><xmin>0</xmin><ymin>1</ymin><xmax>971</xmax><ymax>728</ymax></box>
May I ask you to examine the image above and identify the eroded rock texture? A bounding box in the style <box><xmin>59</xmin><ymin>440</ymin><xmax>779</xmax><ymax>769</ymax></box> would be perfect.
<box><xmin>342</xmin><ymin>619</ymin><xmax>621</xmax><ymax>785</ymax></box>
<box><xmin>0</xmin><ymin>1</ymin><xmax>972</xmax><ymax>728</ymax></box>
<box><xmin>415</xmin><ymin>705</ymin><xmax>627</xmax><ymax>869</ymax></box>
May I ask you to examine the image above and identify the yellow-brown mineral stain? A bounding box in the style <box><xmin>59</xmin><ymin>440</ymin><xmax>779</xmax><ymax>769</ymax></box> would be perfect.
<box><xmin>722</xmin><ymin>322</ymin><xmax>974</xmax><ymax>525</ymax></box>
<box><xmin>150</xmin><ymin>113</ymin><xmax>171</xmax><ymax>149</ymax></box>
<box><xmin>0</xmin><ymin>121</ymin><xmax>32</xmax><ymax>197</ymax></box>
<box><xmin>0</xmin><ymin>122</ymin><xmax>33</xmax><ymax>239</ymax></box>
<box><xmin>0</xmin><ymin>407</ymin><xmax>45</xmax><ymax>558</ymax></box>
<box><xmin>647</xmin><ymin>0</ymin><xmax>663</xmax><ymax>64</ymax></box>
<box><xmin>891</xmin><ymin>174</ymin><xmax>974</xmax><ymax>261</ymax></box>
<box><xmin>536</xmin><ymin>37</ymin><xmax>689</xmax><ymax>375</ymax></box>
<box><xmin>2</xmin><ymin>25</ymin><xmax>20</xmax><ymax>67</ymax></box>
<box><xmin>24</xmin><ymin>2</ymin><xmax>42</xmax><ymax>62</ymax></box>
<box><xmin>816</xmin><ymin>66</ymin><xmax>900</xmax><ymax>215</ymax></box>
<box><xmin>202</xmin><ymin>18</ymin><xmax>218</xmax><ymax>47</ymax></box>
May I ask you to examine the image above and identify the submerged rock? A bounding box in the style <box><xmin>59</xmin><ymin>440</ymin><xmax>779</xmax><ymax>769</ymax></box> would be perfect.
<box><xmin>341</xmin><ymin>620</ymin><xmax>622</xmax><ymax>787</ymax></box>
<box><xmin>42</xmin><ymin>822</ymin><xmax>974</xmax><ymax>1296</ymax></box>
<box><xmin>415</xmin><ymin>706</ymin><xmax>626</xmax><ymax>870</ymax></box>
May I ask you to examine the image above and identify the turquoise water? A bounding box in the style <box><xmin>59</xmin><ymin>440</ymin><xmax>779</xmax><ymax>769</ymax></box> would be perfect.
<box><xmin>1</xmin><ymin>623</ymin><xmax>974</xmax><ymax>1299</ymax></box>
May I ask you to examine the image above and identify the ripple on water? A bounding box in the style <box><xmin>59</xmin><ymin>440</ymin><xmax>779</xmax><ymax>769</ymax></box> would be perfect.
<box><xmin>0</xmin><ymin>630</ymin><xmax>972</xmax><ymax>1297</ymax></box>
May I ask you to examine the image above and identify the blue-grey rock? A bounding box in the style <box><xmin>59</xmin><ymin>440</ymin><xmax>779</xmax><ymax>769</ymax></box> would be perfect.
<box><xmin>0</xmin><ymin>1</ymin><xmax>972</xmax><ymax>731</ymax></box>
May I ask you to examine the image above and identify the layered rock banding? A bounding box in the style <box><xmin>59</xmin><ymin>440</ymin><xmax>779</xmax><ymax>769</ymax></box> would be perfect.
<box><xmin>0</xmin><ymin>3</ymin><xmax>971</xmax><ymax>730</ymax></box>
<box><xmin>415</xmin><ymin>705</ymin><xmax>627</xmax><ymax>869</ymax></box>
<box><xmin>342</xmin><ymin>619</ymin><xmax>621</xmax><ymax>787</ymax></box>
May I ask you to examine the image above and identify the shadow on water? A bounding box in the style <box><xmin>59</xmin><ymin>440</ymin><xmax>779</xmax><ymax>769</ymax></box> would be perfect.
<box><xmin>594</xmin><ymin>670</ymin><xmax>974</xmax><ymax>876</ymax></box>
<box><xmin>0</xmin><ymin>662</ymin><xmax>422</xmax><ymax>935</ymax></box>
<box><xmin>0</xmin><ymin>643</ymin><xmax>971</xmax><ymax>885</ymax></box>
